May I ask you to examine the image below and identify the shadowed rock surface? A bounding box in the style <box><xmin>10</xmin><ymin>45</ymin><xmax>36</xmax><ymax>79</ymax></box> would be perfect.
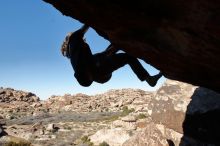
<box><xmin>43</xmin><ymin>0</ymin><xmax>220</xmax><ymax>92</ymax></box>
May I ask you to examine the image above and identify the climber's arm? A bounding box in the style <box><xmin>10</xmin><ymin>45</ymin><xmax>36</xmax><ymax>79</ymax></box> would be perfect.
<box><xmin>80</xmin><ymin>24</ymin><xmax>89</xmax><ymax>35</ymax></box>
<box><xmin>103</xmin><ymin>44</ymin><xmax>119</xmax><ymax>56</ymax></box>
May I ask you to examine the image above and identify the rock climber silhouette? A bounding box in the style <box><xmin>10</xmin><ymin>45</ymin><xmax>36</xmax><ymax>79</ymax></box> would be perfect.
<box><xmin>61</xmin><ymin>24</ymin><xmax>162</xmax><ymax>87</ymax></box>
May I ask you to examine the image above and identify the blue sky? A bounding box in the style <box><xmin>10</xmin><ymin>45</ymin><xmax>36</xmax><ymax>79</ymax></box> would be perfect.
<box><xmin>0</xmin><ymin>0</ymin><xmax>165</xmax><ymax>99</ymax></box>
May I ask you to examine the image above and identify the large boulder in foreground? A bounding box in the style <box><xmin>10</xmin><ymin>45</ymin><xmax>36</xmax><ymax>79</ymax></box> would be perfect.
<box><xmin>124</xmin><ymin>80</ymin><xmax>220</xmax><ymax>146</ymax></box>
<box><xmin>43</xmin><ymin>0</ymin><xmax>220</xmax><ymax>93</ymax></box>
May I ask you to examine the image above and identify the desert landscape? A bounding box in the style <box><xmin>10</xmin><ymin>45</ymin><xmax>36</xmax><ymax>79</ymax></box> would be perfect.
<box><xmin>1</xmin><ymin>1</ymin><xmax>220</xmax><ymax>145</ymax></box>
<box><xmin>1</xmin><ymin>79</ymin><xmax>220</xmax><ymax>146</ymax></box>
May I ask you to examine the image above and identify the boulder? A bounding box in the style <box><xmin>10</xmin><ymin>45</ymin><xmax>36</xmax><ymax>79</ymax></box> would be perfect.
<box><xmin>112</xmin><ymin>120</ymin><xmax>137</xmax><ymax>130</ymax></box>
<box><xmin>46</xmin><ymin>123</ymin><xmax>55</xmax><ymax>131</ymax></box>
<box><xmin>90</xmin><ymin>128</ymin><xmax>131</xmax><ymax>146</ymax></box>
<box><xmin>0</xmin><ymin>88</ymin><xmax>39</xmax><ymax>103</ymax></box>
<box><xmin>123</xmin><ymin>122</ymin><xmax>182</xmax><ymax>146</ymax></box>
<box><xmin>121</xmin><ymin>115</ymin><xmax>137</xmax><ymax>122</ymax></box>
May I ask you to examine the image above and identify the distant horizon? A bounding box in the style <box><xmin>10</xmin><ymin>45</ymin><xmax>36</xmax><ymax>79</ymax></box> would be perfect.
<box><xmin>0</xmin><ymin>82</ymin><xmax>166</xmax><ymax>100</ymax></box>
<box><xmin>0</xmin><ymin>1</ymin><xmax>166</xmax><ymax>100</ymax></box>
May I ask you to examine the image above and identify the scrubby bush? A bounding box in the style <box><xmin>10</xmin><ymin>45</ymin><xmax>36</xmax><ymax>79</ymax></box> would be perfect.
<box><xmin>99</xmin><ymin>141</ymin><xmax>110</xmax><ymax>146</ymax></box>
<box><xmin>121</xmin><ymin>106</ymin><xmax>135</xmax><ymax>116</ymax></box>
<box><xmin>81</xmin><ymin>135</ymin><xmax>94</xmax><ymax>146</ymax></box>
<box><xmin>4</xmin><ymin>141</ymin><xmax>31</xmax><ymax>146</ymax></box>
<box><xmin>81</xmin><ymin>135</ymin><xmax>90</xmax><ymax>143</ymax></box>
<box><xmin>88</xmin><ymin>142</ymin><xmax>94</xmax><ymax>146</ymax></box>
<box><xmin>137</xmin><ymin>113</ymin><xmax>147</xmax><ymax>119</ymax></box>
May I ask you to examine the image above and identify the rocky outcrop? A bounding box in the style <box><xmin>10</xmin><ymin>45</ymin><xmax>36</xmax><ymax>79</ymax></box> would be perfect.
<box><xmin>0</xmin><ymin>87</ymin><xmax>39</xmax><ymax>103</ymax></box>
<box><xmin>1</xmin><ymin>80</ymin><xmax>220</xmax><ymax>145</ymax></box>
<box><xmin>121</xmin><ymin>81</ymin><xmax>220</xmax><ymax>146</ymax></box>
<box><xmin>43</xmin><ymin>89</ymin><xmax>153</xmax><ymax>113</ymax></box>
<box><xmin>0</xmin><ymin>88</ymin><xmax>41</xmax><ymax>120</ymax></box>
<box><xmin>43</xmin><ymin>0</ymin><xmax>220</xmax><ymax>93</ymax></box>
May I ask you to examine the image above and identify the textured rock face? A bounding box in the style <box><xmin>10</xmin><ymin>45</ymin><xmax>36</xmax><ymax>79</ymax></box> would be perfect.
<box><xmin>123</xmin><ymin>123</ymin><xmax>182</xmax><ymax>146</ymax></box>
<box><xmin>43</xmin><ymin>0</ymin><xmax>220</xmax><ymax>92</ymax></box>
<box><xmin>0</xmin><ymin>88</ymin><xmax>39</xmax><ymax>103</ymax></box>
<box><xmin>150</xmin><ymin>80</ymin><xmax>194</xmax><ymax>133</ymax></box>
<box><xmin>121</xmin><ymin>81</ymin><xmax>220</xmax><ymax>146</ymax></box>
<box><xmin>0</xmin><ymin>88</ymin><xmax>41</xmax><ymax>120</ymax></box>
<box><xmin>90</xmin><ymin>128</ymin><xmax>131</xmax><ymax>146</ymax></box>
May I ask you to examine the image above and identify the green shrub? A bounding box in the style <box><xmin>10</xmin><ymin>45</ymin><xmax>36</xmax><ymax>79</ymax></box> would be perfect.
<box><xmin>121</xmin><ymin>106</ymin><xmax>135</xmax><ymax>117</ymax></box>
<box><xmin>128</xmin><ymin>130</ymin><xmax>133</xmax><ymax>136</ymax></box>
<box><xmin>63</xmin><ymin>125</ymin><xmax>72</xmax><ymax>130</ymax></box>
<box><xmin>88</xmin><ymin>142</ymin><xmax>94</xmax><ymax>146</ymax></box>
<box><xmin>81</xmin><ymin>135</ymin><xmax>94</xmax><ymax>146</ymax></box>
<box><xmin>67</xmin><ymin>126</ymin><xmax>72</xmax><ymax>130</ymax></box>
<box><xmin>105</xmin><ymin>115</ymin><xmax>119</xmax><ymax>122</ymax></box>
<box><xmin>122</xmin><ymin>106</ymin><xmax>129</xmax><ymax>112</ymax></box>
<box><xmin>137</xmin><ymin>113</ymin><xmax>147</xmax><ymax>119</ymax></box>
<box><xmin>99</xmin><ymin>141</ymin><xmax>110</xmax><ymax>146</ymax></box>
<box><xmin>81</xmin><ymin>135</ymin><xmax>90</xmax><ymax>143</ymax></box>
<box><xmin>4</xmin><ymin>141</ymin><xmax>31</xmax><ymax>146</ymax></box>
